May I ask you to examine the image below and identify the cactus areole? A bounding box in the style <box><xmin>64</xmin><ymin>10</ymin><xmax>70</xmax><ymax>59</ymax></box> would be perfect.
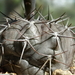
<box><xmin>0</xmin><ymin>0</ymin><xmax>75</xmax><ymax>75</ymax></box>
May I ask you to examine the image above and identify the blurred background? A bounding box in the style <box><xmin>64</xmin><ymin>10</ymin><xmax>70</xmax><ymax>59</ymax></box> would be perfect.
<box><xmin>0</xmin><ymin>0</ymin><xmax>75</xmax><ymax>26</ymax></box>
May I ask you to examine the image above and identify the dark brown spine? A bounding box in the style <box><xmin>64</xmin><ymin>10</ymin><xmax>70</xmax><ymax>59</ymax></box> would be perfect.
<box><xmin>24</xmin><ymin>0</ymin><xmax>35</xmax><ymax>20</ymax></box>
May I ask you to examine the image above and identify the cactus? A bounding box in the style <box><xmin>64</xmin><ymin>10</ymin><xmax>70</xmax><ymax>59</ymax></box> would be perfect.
<box><xmin>0</xmin><ymin>0</ymin><xmax>75</xmax><ymax>75</ymax></box>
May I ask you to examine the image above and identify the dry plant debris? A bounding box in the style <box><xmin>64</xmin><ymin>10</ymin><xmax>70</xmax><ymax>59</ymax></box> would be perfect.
<box><xmin>0</xmin><ymin>72</ymin><xmax>17</xmax><ymax>75</ymax></box>
<box><xmin>53</xmin><ymin>69</ymin><xmax>72</xmax><ymax>75</ymax></box>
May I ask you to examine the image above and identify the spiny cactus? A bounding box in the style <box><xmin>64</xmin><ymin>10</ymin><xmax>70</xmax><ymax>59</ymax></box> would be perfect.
<box><xmin>0</xmin><ymin>0</ymin><xmax>75</xmax><ymax>75</ymax></box>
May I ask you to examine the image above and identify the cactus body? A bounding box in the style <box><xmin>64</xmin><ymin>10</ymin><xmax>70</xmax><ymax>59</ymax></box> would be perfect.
<box><xmin>0</xmin><ymin>14</ymin><xmax>74</xmax><ymax>75</ymax></box>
